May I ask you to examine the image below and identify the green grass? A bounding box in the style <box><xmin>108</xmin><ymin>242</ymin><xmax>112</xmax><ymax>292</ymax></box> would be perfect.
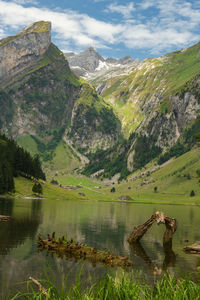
<box><xmin>11</xmin><ymin>272</ymin><xmax>200</xmax><ymax>300</ymax></box>
<box><xmin>12</xmin><ymin>147</ymin><xmax>200</xmax><ymax>205</ymax></box>
<box><xmin>14</xmin><ymin>176</ymin><xmax>80</xmax><ymax>201</ymax></box>
<box><xmin>43</xmin><ymin>140</ymin><xmax>80</xmax><ymax>174</ymax></box>
<box><xmin>17</xmin><ymin>135</ymin><xmax>38</xmax><ymax>156</ymax></box>
<box><xmin>105</xmin><ymin>147</ymin><xmax>200</xmax><ymax>205</ymax></box>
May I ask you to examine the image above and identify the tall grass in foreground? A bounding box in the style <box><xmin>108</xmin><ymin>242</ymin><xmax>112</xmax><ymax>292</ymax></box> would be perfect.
<box><xmin>11</xmin><ymin>273</ymin><xmax>200</xmax><ymax>300</ymax></box>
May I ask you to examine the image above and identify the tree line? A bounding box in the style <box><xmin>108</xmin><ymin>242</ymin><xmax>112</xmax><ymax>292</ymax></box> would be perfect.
<box><xmin>0</xmin><ymin>133</ymin><xmax>45</xmax><ymax>194</ymax></box>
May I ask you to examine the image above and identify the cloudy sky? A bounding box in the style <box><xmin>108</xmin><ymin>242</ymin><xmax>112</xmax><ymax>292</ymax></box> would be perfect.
<box><xmin>0</xmin><ymin>0</ymin><xmax>199</xmax><ymax>60</ymax></box>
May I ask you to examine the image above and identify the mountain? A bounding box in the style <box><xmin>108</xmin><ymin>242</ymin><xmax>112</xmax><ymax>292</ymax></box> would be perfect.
<box><xmin>0</xmin><ymin>21</ymin><xmax>121</xmax><ymax>174</ymax></box>
<box><xmin>64</xmin><ymin>47</ymin><xmax>138</xmax><ymax>82</ymax></box>
<box><xmin>81</xmin><ymin>43</ymin><xmax>200</xmax><ymax>177</ymax></box>
<box><xmin>0</xmin><ymin>21</ymin><xmax>199</xmax><ymax>181</ymax></box>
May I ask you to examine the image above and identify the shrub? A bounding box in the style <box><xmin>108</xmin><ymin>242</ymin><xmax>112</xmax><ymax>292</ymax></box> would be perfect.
<box><xmin>190</xmin><ymin>190</ymin><xmax>195</xmax><ymax>197</ymax></box>
<box><xmin>50</xmin><ymin>179</ymin><xmax>59</xmax><ymax>185</ymax></box>
<box><xmin>110</xmin><ymin>187</ymin><xmax>116</xmax><ymax>193</ymax></box>
<box><xmin>196</xmin><ymin>169</ymin><xmax>200</xmax><ymax>176</ymax></box>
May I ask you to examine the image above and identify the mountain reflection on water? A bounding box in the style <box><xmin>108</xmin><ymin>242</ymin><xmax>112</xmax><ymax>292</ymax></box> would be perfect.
<box><xmin>0</xmin><ymin>197</ymin><xmax>200</xmax><ymax>298</ymax></box>
<box><xmin>0</xmin><ymin>198</ymin><xmax>41</xmax><ymax>255</ymax></box>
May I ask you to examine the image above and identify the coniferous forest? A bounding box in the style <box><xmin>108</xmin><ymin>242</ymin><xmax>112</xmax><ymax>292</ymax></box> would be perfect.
<box><xmin>0</xmin><ymin>132</ymin><xmax>45</xmax><ymax>194</ymax></box>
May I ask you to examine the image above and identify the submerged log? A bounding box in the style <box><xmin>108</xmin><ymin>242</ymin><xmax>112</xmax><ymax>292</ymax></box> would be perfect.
<box><xmin>183</xmin><ymin>242</ymin><xmax>200</xmax><ymax>254</ymax></box>
<box><xmin>128</xmin><ymin>211</ymin><xmax>177</xmax><ymax>244</ymax></box>
<box><xmin>37</xmin><ymin>233</ymin><xmax>132</xmax><ymax>267</ymax></box>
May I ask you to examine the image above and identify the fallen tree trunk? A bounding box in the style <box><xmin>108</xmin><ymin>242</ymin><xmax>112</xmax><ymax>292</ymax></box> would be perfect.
<box><xmin>38</xmin><ymin>233</ymin><xmax>132</xmax><ymax>267</ymax></box>
<box><xmin>128</xmin><ymin>211</ymin><xmax>177</xmax><ymax>244</ymax></box>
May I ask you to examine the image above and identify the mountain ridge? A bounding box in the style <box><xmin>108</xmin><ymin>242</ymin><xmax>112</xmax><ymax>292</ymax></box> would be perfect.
<box><xmin>0</xmin><ymin>22</ymin><xmax>122</xmax><ymax>175</ymax></box>
<box><xmin>64</xmin><ymin>46</ymin><xmax>138</xmax><ymax>80</ymax></box>
<box><xmin>0</xmin><ymin>21</ymin><xmax>199</xmax><ymax>181</ymax></box>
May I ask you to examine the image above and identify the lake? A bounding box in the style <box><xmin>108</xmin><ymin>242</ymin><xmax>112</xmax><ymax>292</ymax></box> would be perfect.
<box><xmin>0</xmin><ymin>197</ymin><xmax>200</xmax><ymax>298</ymax></box>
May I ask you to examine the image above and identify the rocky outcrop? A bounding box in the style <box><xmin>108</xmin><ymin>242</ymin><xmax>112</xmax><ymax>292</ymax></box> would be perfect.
<box><xmin>0</xmin><ymin>21</ymin><xmax>51</xmax><ymax>84</ymax></box>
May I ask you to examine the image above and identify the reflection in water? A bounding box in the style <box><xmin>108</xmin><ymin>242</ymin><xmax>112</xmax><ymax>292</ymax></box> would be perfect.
<box><xmin>31</xmin><ymin>199</ymin><xmax>42</xmax><ymax>218</ymax></box>
<box><xmin>80</xmin><ymin>220</ymin><xmax>126</xmax><ymax>255</ymax></box>
<box><xmin>130</xmin><ymin>239</ymin><xmax>176</xmax><ymax>274</ymax></box>
<box><xmin>0</xmin><ymin>198</ymin><xmax>200</xmax><ymax>298</ymax></box>
<box><xmin>163</xmin><ymin>239</ymin><xmax>176</xmax><ymax>270</ymax></box>
<box><xmin>130</xmin><ymin>242</ymin><xmax>159</xmax><ymax>273</ymax></box>
<box><xmin>0</xmin><ymin>197</ymin><xmax>14</xmax><ymax>216</ymax></box>
<box><xmin>0</xmin><ymin>198</ymin><xmax>42</xmax><ymax>255</ymax></box>
<box><xmin>0</xmin><ymin>217</ymin><xmax>41</xmax><ymax>255</ymax></box>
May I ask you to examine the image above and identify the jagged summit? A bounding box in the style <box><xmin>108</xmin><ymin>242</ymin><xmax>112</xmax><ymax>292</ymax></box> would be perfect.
<box><xmin>0</xmin><ymin>21</ymin><xmax>51</xmax><ymax>83</ymax></box>
<box><xmin>65</xmin><ymin>46</ymin><xmax>105</xmax><ymax>75</ymax></box>
<box><xmin>64</xmin><ymin>47</ymin><xmax>136</xmax><ymax>79</ymax></box>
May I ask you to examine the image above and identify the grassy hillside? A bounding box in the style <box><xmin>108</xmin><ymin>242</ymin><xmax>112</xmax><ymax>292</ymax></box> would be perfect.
<box><xmin>13</xmin><ymin>147</ymin><xmax>200</xmax><ymax>205</ymax></box>
<box><xmin>98</xmin><ymin>42</ymin><xmax>200</xmax><ymax>138</ymax></box>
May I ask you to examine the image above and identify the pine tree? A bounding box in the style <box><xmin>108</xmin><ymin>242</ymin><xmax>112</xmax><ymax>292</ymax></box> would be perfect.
<box><xmin>32</xmin><ymin>182</ymin><xmax>43</xmax><ymax>194</ymax></box>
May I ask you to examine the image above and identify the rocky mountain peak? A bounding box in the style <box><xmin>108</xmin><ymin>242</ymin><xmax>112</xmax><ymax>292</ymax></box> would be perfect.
<box><xmin>18</xmin><ymin>21</ymin><xmax>51</xmax><ymax>35</ymax></box>
<box><xmin>0</xmin><ymin>21</ymin><xmax>51</xmax><ymax>84</ymax></box>
<box><xmin>82</xmin><ymin>46</ymin><xmax>104</xmax><ymax>58</ymax></box>
<box><xmin>65</xmin><ymin>46</ymin><xmax>105</xmax><ymax>75</ymax></box>
<box><xmin>64</xmin><ymin>47</ymin><xmax>136</xmax><ymax>79</ymax></box>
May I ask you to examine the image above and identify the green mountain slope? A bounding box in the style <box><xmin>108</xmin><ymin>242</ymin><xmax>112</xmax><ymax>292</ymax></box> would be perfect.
<box><xmin>86</xmin><ymin>42</ymin><xmax>200</xmax><ymax>176</ymax></box>
<box><xmin>0</xmin><ymin>22</ymin><xmax>122</xmax><ymax>174</ymax></box>
<box><xmin>96</xmin><ymin>42</ymin><xmax>200</xmax><ymax>138</ymax></box>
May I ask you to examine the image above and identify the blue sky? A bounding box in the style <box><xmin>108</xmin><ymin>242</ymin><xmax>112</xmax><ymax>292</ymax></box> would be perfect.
<box><xmin>0</xmin><ymin>0</ymin><xmax>199</xmax><ymax>60</ymax></box>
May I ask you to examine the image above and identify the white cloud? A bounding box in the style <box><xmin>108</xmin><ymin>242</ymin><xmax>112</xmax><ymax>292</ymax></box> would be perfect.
<box><xmin>0</xmin><ymin>0</ymin><xmax>122</xmax><ymax>48</ymax></box>
<box><xmin>139</xmin><ymin>0</ymin><xmax>154</xmax><ymax>10</ymax></box>
<box><xmin>106</xmin><ymin>2</ymin><xmax>135</xmax><ymax>19</ymax></box>
<box><xmin>0</xmin><ymin>0</ymin><xmax>199</xmax><ymax>56</ymax></box>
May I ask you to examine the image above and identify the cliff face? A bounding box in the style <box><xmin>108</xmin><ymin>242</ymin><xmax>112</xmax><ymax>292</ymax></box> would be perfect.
<box><xmin>0</xmin><ymin>22</ymin><xmax>121</xmax><ymax>171</ymax></box>
<box><xmin>0</xmin><ymin>21</ymin><xmax>51</xmax><ymax>84</ymax></box>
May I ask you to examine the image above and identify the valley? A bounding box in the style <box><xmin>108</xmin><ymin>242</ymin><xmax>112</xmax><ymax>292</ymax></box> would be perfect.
<box><xmin>13</xmin><ymin>147</ymin><xmax>200</xmax><ymax>205</ymax></box>
<box><xmin>0</xmin><ymin>21</ymin><xmax>199</xmax><ymax>201</ymax></box>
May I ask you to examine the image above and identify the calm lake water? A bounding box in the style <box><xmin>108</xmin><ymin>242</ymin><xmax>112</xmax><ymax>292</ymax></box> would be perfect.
<box><xmin>0</xmin><ymin>197</ymin><xmax>200</xmax><ymax>298</ymax></box>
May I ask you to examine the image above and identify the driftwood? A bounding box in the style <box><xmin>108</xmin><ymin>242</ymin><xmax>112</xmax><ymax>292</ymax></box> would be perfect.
<box><xmin>128</xmin><ymin>211</ymin><xmax>177</xmax><ymax>244</ymax></box>
<box><xmin>0</xmin><ymin>215</ymin><xmax>10</xmax><ymax>221</ymax></box>
<box><xmin>183</xmin><ymin>242</ymin><xmax>200</xmax><ymax>254</ymax></box>
<box><xmin>37</xmin><ymin>233</ymin><xmax>132</xmax><ymax>267</ymax></box>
